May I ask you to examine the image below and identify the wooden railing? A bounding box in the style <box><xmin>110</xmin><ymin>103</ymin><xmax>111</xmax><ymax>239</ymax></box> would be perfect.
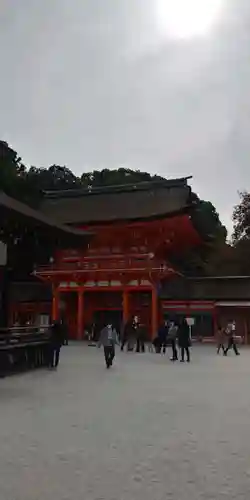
<box><xmin>0</xmin><ymin>326</ymin><xmax>51</xmax><ymax>348</ymax></box>
<box><xmin>0</xmin><ymin>326</ymin><xmax>51</xmax><ymax>377</ymax></box>
<box><xmin>36</xmin><ymin>257</ymin><xmax>173</xmax><ymax>275</ymax></box>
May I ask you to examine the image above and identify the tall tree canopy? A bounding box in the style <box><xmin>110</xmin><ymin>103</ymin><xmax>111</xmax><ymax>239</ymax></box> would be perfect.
<box><xmin>232</xmin><ymin>191</ymin><xmax>250</xmax><ymax>242</ymax></box>
<box><xmin>201</xmin><ymin>191</ymin><xmax>250</xmax><ymax>277</ymax></box>
<box><xmin>81</xmin><ymin>168</ymin><xmax>164</xmax><ymax>188</ymax></box>
<box><xmin>170</xmin><ymin>199</ymin><xmax>227</xmax><ymax>276</ymax></box>
<box><xmin>0</xmin><ymin>141</ymin><xmax>26</xmax><ymax>199</ymax></box>
<box><xmin>227</xmin><ymin>192</ymin><xmax>250</xmax><ymax>275</ymax></box>
<box><xmin>0</xmin><ymin>142</ymin><xmax>165</xmax><ymax>200</ymax></box>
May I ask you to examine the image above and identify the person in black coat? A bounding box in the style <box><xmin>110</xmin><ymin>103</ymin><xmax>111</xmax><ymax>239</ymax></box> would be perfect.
<box><xmin>49</xmin><ymin>320</ymin><xmax>64</xmax><ymax>369</ymax></box>
<box><xmin>121</xmin><ymin>319</ymin><xmax>130</xmax><ymax>351</ymax></box>
<box><xmin>178</xmin><ymin>318</ymin><xmax>191</xmax><ymax>362</ymax></box>
<box><xmin>135</xmin><ymin>320</ymin><xmax>145</xmax><ymax>353</ymax></box>
<box><xmin>157</xmin><ymin>321</ymin><xmax>169</xmax><ymax>354</ymax></box>
<box><xmin>121</xmin><ymin>318</ymin><xmax>136</xmax><ymax>351</ymax></box>
<box><xmin>224</xmin><ymin>320</ymin><xmax>240</xmax><ymax>356</ymax></box>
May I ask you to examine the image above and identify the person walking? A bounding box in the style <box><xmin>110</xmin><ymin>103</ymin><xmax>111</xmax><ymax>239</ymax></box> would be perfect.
<box><xmin>157</xmin><ymin>321</ymin><xmax>169</xmax><ymax>354</ymax></box>
<box><xmin>135</xmin><ymin>318</ymin><xmax>145</xmax><ymax>353</ymax></box>
<box><xmin>49</xmin><ymin>320</ymin><xmax>64</xmax><ymax>369</ymax></box>
<box><xmin>98</xmin><ymin>323</ymin><xmax>119</xmax><ymax>368</ymax></box>
<box><xmin>168</xmin><ymin>321</ymin><xmax>178</xmax><ymax>361</ymax></box>
<box><xmin>178</xmin><ymin>318</ymin><xmax>191</xmax><ymax>362</ymax></box>
<box><xmin>224</xmin><ymin>320</ymin><xmax>240</xmax><ymax>356</ymax></box>
<box><xmin>121</xmin><ymin>319</ymin><xmax>132</xmax><ymax>351</ymax></box>
<box><xmin>217</xmin><ymin>324</ymin><xmax>226</xmax><ymax>354</ymax></box>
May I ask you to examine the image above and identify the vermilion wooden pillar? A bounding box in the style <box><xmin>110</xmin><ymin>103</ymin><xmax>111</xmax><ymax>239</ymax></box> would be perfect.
<box><xmin>151</xmin><ymin>287</ymin><xmax>158</xmax><ymax>339</ymax></box>
<box><xmin>77</xmin><ymin>290</ymin><xmax>84</xmax><ymax>340</ymax></box>
<box><xmin>123</xmin><ymin>290</ymin><xmax>129</xmax><ymax>324</ymax></box>
<box><xmin>52</xmin><ymin>285</ymin><xmax>59</xmax><ymax>321</ymax></box>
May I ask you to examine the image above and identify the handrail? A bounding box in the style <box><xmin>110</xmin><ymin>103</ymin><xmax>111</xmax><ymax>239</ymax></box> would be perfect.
<box><xmin>0</xmin><ymin>326</ymin><xmax>51</xmax><ymax>349</ymax></box>
<box><xmin>0</xmin><ymin>325</ymin><xmax>51</xmax><ymax>333</ymax></box>
<box><xmin>0</xmin><ymin>326</ymin><xmax>53</xmax><ymax>376</ymax></box>
<box><xmin>36</xmin><ymin>259</ymin><xmax>171</xmax><ymax>273</ymax></box>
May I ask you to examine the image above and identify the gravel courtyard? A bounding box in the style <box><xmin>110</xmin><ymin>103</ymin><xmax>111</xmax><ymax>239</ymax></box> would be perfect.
<box><xmin>1</xmin><ymin>344</ymin><xmax>250</xmax><ymax>500</ymax></box>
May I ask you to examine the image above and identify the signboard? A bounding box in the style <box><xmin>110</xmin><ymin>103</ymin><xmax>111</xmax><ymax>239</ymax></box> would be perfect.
<box><xmin>186</xmin><ymin>317</ymin><xmax>195</xmax><ymax>326</ymax></box>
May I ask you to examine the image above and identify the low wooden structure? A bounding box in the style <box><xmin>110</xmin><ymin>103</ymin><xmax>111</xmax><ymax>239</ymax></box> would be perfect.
<box><xmin>160</xmin><ymin>276</ymin><xmax>250</xmax><ymax>343</ymax></box>
<box><xmin>0</xmin><ymin>326</ymin><xmax>51</xmax><ymax>376</ymax></box>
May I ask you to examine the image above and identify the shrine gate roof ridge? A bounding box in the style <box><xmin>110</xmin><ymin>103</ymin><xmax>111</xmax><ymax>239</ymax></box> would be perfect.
<box><xmin>43</xmin><ymin>176</ymin><xmax>193</xmax><ymax>199</ymax></box>
<box><xmin>40</xmin><ymin>176</ymin><xmax>196</xmax><ymax>225</ymax></box>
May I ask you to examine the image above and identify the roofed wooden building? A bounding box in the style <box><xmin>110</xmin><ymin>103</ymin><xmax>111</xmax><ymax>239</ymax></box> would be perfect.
<box><xmin>34</xmin><ymin>177</ymin><xmax>206</xmax><ymax>338</ymax></box>
<box><xmin>4</xmin><ymin>179</ymin><xmax>250</xmax><ymax>343</ymax></box>
<box><xmin>160</xmin><ymin>276</ymin><xmax>250</xmax><ymax>343</ymax></box>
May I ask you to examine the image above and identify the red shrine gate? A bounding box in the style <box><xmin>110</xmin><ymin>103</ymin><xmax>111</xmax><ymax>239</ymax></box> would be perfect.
<box><xmin>35</xmin><ymin>215</ymin><xmax>201</xmax><ymax>339</ymax></box>
<box><xmin>51</xmin><ymin>285</ymin><xmax>160</xmax><ymax>340</ymax></box>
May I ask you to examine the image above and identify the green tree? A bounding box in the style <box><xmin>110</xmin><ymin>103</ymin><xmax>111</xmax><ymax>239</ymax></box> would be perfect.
<box><xmin>232</xmin><ymin>191</ymin><xmax>250</xmax><ymax>242</ymax></box>
<box><xmin>81</xmin><ymin>167</ymin><xmax>164</xmax><ymax>188</ymax></box>
<box><xmin>180</xmin><ymin>199</ymin><xmax>227</xmax><ymax>276</ymax></box>
<box><xmin>0</xmin><ymin>141</ymin><xmax>26</xmax><ymax>198</ymax></box>
<box><xmin>228</xmin><ymin>192</ymin><xmax>250</xmax><ymax>274</ymax></box>
<box><xmin>203</xmin><ymin>191</ymin><xmax>250</xmax><ymax>277</ymax></box>
<box><xmin>26</xmin><ymin>165</ymin><xmax>81</xmax><ymax>193</ymax></box>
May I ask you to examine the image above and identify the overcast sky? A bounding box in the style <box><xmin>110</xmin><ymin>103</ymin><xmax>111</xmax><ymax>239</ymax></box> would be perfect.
<box><xmin>0</xmin><ymin>1</ymin><xmax>250</xmax><ymax>231</ymax></box>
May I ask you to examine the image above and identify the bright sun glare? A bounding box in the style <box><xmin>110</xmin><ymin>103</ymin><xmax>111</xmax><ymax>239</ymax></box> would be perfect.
<box><xmin>156</xmin><ymin>0</ymin><xmax>223</xmax><ymax>39</ymax></box>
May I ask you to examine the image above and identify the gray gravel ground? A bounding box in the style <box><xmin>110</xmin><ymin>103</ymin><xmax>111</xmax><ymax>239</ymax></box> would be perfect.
<box><xmin>0</xmin><ymin>344</ymin><xmax>250</xmax><ymax>500</ymax></box>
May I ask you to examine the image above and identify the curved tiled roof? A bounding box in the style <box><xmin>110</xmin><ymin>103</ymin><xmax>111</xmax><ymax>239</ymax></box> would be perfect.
<box><xmin>41</xmin><ymin>177</ymin><xmax>194</xmax><ymax>225</ymax></box>
<box><xmin>0</xmin><ymin>192</ymin><xmax>92</xmax><ymax>245</ymax></box>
